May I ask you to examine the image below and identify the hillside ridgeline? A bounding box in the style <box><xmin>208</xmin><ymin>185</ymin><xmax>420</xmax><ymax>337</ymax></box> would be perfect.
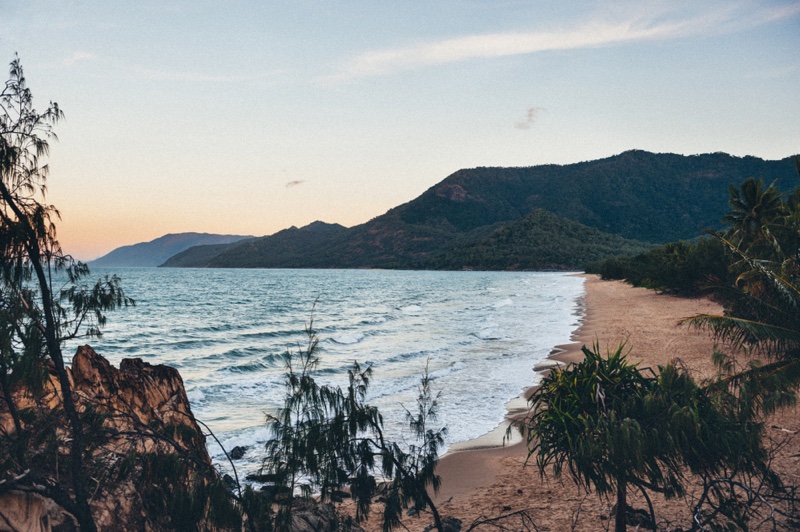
<box><xmin>90</xmin><ymin>232</ymin><xmax>253</xmax><ymax>267</ymax></box>
<box><xmin>160</xmin><ymin>151</ymin><xmax>796</xmax><ymax>270</ymax></box>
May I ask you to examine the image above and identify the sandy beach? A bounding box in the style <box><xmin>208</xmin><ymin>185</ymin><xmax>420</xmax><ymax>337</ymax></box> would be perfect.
<box><xmin>353</xmin><ymin>274</ymin><xmax>800</xmax><ymax>531</ymax></box>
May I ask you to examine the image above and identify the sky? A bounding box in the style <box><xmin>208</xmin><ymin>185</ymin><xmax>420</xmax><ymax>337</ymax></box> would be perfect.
<box><xmin>1</xmin><ymin>1</ymin><xmax>799</xmax><ymax>260</ymax></box>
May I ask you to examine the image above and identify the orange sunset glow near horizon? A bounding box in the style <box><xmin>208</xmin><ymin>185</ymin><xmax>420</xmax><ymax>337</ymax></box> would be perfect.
<box><xmin>3</xmin><ymin>1</ymin><xmax>798</xmax><ymax>261</ymax></box>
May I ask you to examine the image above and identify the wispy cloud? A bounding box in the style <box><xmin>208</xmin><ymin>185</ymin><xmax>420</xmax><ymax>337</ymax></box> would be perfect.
<box><xmin>62</xmin><ymin>52</ymin><xmax>96</xmax><ymax>67</ymax></box>
<box><xmin>323</xmin><ymin>3</ymin><xmax>800</xmax><ymax>83</ymax></box>
<box><xmin>515</xmin><ymin>107</ymin><xmax>544</xmax><ymax>130</ymax></box>
<box><xmin>285</xmin><ymin>180</ymin><xmax>305</xmax><ymax>188</ymax></box>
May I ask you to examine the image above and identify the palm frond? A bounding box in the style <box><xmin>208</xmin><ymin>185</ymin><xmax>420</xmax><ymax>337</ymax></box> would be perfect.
<box><xmin>683</xmin><ymin>314</ymin><xmax>800</xmax><ymax>357</ymax></box>
<box><xmin>718</xmin><ymin>234</ymin><xmax>800</xmax><ymax>309</ymax></box>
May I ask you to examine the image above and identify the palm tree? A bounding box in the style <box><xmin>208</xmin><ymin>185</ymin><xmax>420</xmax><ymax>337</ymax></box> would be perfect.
<box><xmin>685</xmin><ymin>170</ymin><xmax>800</xmax><ymax>415</ymax></box>
<box><xmin>683</xmin><ymin>237</ymin><xmax>800</xmax><ymax>415</ymax></box>
<box><xmin>722</xmin><ymin>177</ymin><xmax>784</xmax><ymax>257</ymax></box>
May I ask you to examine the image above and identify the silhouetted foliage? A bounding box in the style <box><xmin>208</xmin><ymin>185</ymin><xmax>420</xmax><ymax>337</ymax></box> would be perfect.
<box><xmin>0</xmin><ymin>55</ymin><xmax>135</xmax><ymax>531</ymax></box>
<box><xmin>262</xmin><ymin>319</ymin><xmax>447</xmax><ymax>531</ymax></box>
<box><xmin>523</xmin><ymin>343</ymin><xmax>776</xmax><ymax>532</ymax></box>
<box><xmin>0</xmin><ymin>56</ymin><xmax>243</xmax><ymax>532</ymax></box>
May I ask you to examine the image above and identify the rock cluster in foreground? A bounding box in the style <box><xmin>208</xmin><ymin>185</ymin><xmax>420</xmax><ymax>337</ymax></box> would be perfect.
<box><xmin>0</xmin><ymin>345</ymin><xmax>213</xmax><ymax>531</ymax></box>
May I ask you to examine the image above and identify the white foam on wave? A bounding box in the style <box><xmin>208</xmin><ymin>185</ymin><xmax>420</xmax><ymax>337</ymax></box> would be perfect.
<box><xmin>208</xmin><ymin>426</ymin><xmax>272</xmax><ymax>458</ymax></box>
<box><xmin>332</xmin><ymin>332</ymin><xmax>365</xmax><ymax>345</ymax></box>
<box><xmin>208</xmin><ymin>426</ymin><xmax>274</xmax><ymax>479</ymax></box>
<box><xmin>400</xmin><ymin>305</ymin><xmax>423</xmax><ymax>314</ymax></box>
<box><xmin>493</xmin><ymin>298</ymin><xmax>514</xmax><ymax>308</ymax></box>
<box><xmin>187</xmin><ymin>388</ymin><xmax>206</xmax><ymax>403</ymax></box>
<box><xmin>364</xmin><ymin>359</ymin><xmax>465</xmax><ymax>406</ymax></box>
<box><xmin>477</xmin><ymin>328</ymin><xmax>501</xmax><ymax>340</ymax></box>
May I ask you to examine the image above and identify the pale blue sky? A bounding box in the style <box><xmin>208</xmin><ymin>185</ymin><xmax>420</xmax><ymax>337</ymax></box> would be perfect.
<box><xmin>2</xmin><ymin>1</ymin><xmax>799</xmax><ymax>259</ymax></box>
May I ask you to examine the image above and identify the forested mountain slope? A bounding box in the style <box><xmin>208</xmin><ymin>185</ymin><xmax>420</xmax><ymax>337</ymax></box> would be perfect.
<box><xmin>394</xmin><ymin>150</ymin><xmax>796</xmax><ymax>243</ymax></box>
<box><xmin>423</xmin><ymin>209</ymin><xmax>651</xmax><ymax>270</ymax></box>
<box><xmin>163</xmin><ymin>151</ymin><xmax>797</xmax><ymax>270</ymax></box>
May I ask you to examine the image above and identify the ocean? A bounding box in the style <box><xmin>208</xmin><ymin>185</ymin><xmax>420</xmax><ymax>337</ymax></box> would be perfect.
<box><xmin>74</xmin><ymin>268</ymin><xmax>585</xmax><ymax>478</ymax></box>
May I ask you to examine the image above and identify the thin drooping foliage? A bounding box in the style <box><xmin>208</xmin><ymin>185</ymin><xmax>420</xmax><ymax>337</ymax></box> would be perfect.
<box><xmin>0</xmin><ymin>55</ymin><xmax>136</xmax><ymax>531</ymax></box>
<box><xmin>379</xmin><ymin>361</ymin><xmax>446</xmax><ymax>531</ymax></box>
<box><xmin>262</xmin><ymin>317</ymin><xmax>446</xmax><ymax>531</ymax></box>
<box><xmin>522</xmin><ymin>343</ymin><xmax>775</xmax><ymax>532</ymax></box>
<box><xmin>0</xmin><ymin>56</ymin><xmax>260</xmax><ymax>532</ymax></box>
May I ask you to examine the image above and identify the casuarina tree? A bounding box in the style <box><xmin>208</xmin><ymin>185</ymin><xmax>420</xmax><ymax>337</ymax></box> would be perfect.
<box><xmin>263</xmin><ymin>318</ymin><xmax>447</xmax><ymax>531</ymax></box>
<box><xmin>0</xmin><ymin>55</ymin><xmax>132</xmax><ymax>531</ymax></box>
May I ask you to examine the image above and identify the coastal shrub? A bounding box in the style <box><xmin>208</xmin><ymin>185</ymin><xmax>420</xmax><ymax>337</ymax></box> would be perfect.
<box><xmin>522</xmin><ymin>343</ymin><xmax>774</xmax><ymax>532</ymax></box>
<box><xmin>588</xmin><ymin>236</ymin><xmax>732</xmax><ymax>295</ymax></box>
<box><xmin>584</xmin><ymin>170</ymin><xmax>800</xmax><ymax>528</ymax></box>
<box><xmin>262</xmin><ymin>319</ymin><xmax>447</xmax><ymax>531</ymax></box>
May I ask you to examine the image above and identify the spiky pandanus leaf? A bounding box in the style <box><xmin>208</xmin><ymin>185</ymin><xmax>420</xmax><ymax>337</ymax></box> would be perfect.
<box><xmin>524</xmin><ymin>343</ymin><xmax>775</xmax><ymax>531</ymax></box>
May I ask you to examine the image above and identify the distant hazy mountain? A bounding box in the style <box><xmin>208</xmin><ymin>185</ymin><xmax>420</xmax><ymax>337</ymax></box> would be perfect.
<box><xmin>89</xmin><ymin>233</ymin><xmax>254</xmax><ymax>268</ymax></box>
<box><xmin>161</xmin><ymin>222</ymin><xmax>347</xmax><ymax>268</ymax></box>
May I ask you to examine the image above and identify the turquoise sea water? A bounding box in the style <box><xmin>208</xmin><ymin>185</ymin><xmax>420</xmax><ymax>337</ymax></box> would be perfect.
<box><xmin>73</xmin><ymin>268</ymin><xmax>585</xmax><ymax>478</ymax></box>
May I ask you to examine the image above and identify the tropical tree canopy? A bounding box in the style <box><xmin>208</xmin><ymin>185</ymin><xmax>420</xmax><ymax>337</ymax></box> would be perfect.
<box><xmin>523</xmin><ymin>343</ymin><xmax>773</xmax><ymax>532</ymax></box>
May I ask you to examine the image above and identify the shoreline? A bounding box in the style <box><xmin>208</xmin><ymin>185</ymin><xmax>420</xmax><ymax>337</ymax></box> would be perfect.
<box><xmin>426</xmin><ymin>275</ymin><xmax>594</xmax><ymax>507</ymax></box>
<box><xmin>446</xmin><ymin>274</ymin><xmax>590</xmax><ymax>454</ymax></box>
<box><xmin>334</xmin><ymin>274</ymin><xmax>800</xmax><ymax>530</ymax></box>
<box><xmin>421</xmin><ymin>274</ymin><xmax>730</xmax><ymax>530</ymax></box>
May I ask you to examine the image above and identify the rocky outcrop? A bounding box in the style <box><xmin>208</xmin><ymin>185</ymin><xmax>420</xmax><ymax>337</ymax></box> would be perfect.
<box><xmin>70</xmin><ymin>345</ymin><xmax>207</xmax><ymax>456</ymax></box>
<box><xmin>0</xmin><ymin>346</ymin><xmax>217</xmax><ymax>531</ymax></box>
<box><xmin>0</xmin><ymin>491</ymin><xmax>76</xmax><ymax>532</ymax></box>
<box><xmin>289</xmin><ymin>501</ymin><xmax>339</xmax><ymax>531</ymax></box>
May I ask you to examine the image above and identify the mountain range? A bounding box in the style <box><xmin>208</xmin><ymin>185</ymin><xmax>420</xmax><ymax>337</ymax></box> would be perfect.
<box><xmin>97</xmin><ymin>151</ymin><xmax>799</xmax><ymax>270</ymax></box>
<box><xmin>89</xmin><ymin>233</ymin><xmax>253</xmax><ymax>268</ymax></box>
